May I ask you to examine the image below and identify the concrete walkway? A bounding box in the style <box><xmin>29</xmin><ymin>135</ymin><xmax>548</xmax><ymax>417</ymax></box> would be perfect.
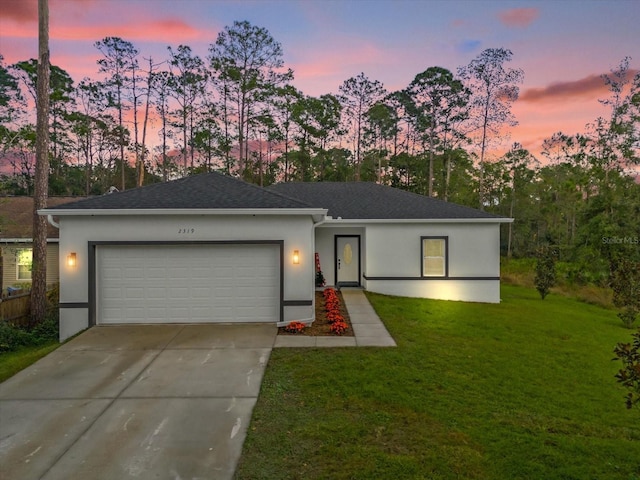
<box><xmin>0</xmin><ymin>324</ymin><xmax>276</xmax><ymax>480</ymax></box>
<box><xmin>274</xmin><ymin>288</ymin><xmax>396</xmax><ymax>348</ymax></box>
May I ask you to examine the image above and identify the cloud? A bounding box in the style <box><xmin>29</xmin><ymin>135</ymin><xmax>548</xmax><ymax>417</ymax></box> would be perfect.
<box><xmin>498</xmin><ymin>8</ymin><xmax>539</xmax><ymax>28</ymax></box>
<box><xmin>0</xmin><ymin>0</ymin><xmax>97</xmax><ymax>23</ymax></box>
<box><xmin>456</xmin><ymin>39</ymin><xmax>481</xmax><ymax>54</ymax></box>
<box><xmin>1</xmin><ymin>17</ymin><xmax>208</xmax><ymax>43</ymax></box>
<box><xmin>56</xmin><ymin>18</ymin><xmax>206</xmax><ymax>42</ymax></box>
<box><xmin>0</xmin><ymin>0</ymin><xmax>37</xmax><ymax>23</ymax></box>
<box><xmin>521</xmin><ymin>75</ymin><xmax>604</xmax><ymax>102</ymax></box>
<box><xmin>520</xmin><ymin>70</ymin><xmax>639</xmax><ymax>103</ymax></box>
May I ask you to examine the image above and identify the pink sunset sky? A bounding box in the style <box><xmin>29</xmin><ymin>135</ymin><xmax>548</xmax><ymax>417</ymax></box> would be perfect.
<box><xmin>1</xmin><ymin>0</ymin><xmax>638</xmax><ymax>160</ymax></box>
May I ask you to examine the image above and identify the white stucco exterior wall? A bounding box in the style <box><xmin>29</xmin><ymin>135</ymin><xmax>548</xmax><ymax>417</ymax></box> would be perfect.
<box><xmin>314</xmin><ymin>226</ymin><xmax>365</xmax><ymax>287</ymax></box>
<box><xmin>364</xmin><ymin>223</ymin><xmax>500</xmax><ymax>277</ymax></box>
<box><xmin>363</xmin><ymin>222</ymin><xmax>502</xmax><ymax>303</ymax></box>
<box><xmin>57</xmin><ymin>214</ymin><xmax>316</xmax><ymax>341</ymax></box>
<box><xmin>364</xmin><ymin>278</ymin><xmax>500</xmax><ymax>303</ymax></box>
<box><xmin>314</xmin><ymin>221</ymin><xmax>502</xmax><ymax>303</ymax></box>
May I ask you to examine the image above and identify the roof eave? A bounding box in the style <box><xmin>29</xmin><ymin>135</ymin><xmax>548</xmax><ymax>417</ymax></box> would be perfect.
<box><xmin>322</xmin><ymin>217</ymin><xmax>513</xmax><ymax>224</ymax></box>
<box><xmin>39</xmin><ymin>208</ymin><xmax>328</xmax><ymax>217</ymax></box>
<box><xmin>0</xmin><ymin>238</ymin><xmax>59</xmax><ymax>243</ymax></box>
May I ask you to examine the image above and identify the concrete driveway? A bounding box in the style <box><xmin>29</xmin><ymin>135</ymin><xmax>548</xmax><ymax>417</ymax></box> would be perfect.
<box><xmin>0</xmin><ymin>324</ymin><xmax>276</xmax><ymax>480</ymax></box>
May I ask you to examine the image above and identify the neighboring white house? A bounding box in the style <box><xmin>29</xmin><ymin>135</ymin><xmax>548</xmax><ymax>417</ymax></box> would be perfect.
<box><xmin>41</xmin><ymin>173</ymin><xmax>512</xmax><ymax>341</ymax></box>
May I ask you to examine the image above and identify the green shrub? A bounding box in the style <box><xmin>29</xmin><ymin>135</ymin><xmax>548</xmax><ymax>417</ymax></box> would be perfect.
<box><xmin>611</xmin><ymin>258</ymin><xmax>640</xmax><ymax>328</ymax></box>
<box><xmin>556</xmin><ymin>261</ymin><xmax>609</xmax><ymax>287</ymax></box>
<box><xmin>0</xmin><ymin>323</ymin><xmax>33</xmax><ymax>352</ymax></box>
<box><xmin>46</xmin><ymin>283</ymin><xmax>60</xmax><ymax>306</ymax></box>
<box><xmin>30</xmin><ymin>312</ymin><xmax>59</xmax><ymax>343</ymax></box>
<box><xmin>535</xmin><ymin>248</ymin><xmax>557</xmax><ymax>300</ymax></box>
<box><xmin>500</xmin><ymin>257</ymin><xmax>535</xmax><ymax>287</ymax></box>
<box><xmin>613</xmin><ymin>328</ymin><xmax>640</xmax><ymax>409</ymax></box>
<box><xmin>0</xmin><ymin>310</ymin><xmax>59</xmax><ymax>353</ymax></box>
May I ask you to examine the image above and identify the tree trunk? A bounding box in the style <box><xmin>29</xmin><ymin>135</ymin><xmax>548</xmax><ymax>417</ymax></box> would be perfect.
<box><xmin>161</xmin><ymin>102</ymin><xmax>168</xmax><ymax>182</ymax></box>
<box><xmin>139</xmin><ymin>58</ymin><xmax>154</xmax><ymax>187</ymax></box>
<box><xmin>258</xmin><ymin>131</ymin><xmax>264</xmax><ymax>187</ymax></box>
<box><xmin>284</xmin><ymin>128</ymin><xmax>289</xmax><ymax>182</ymax></box>
<box><xmin>237</xmin><ymin>94</ymin><xmax>245</xmax><ymax>173</ymax></box>
<box><xmin>355</xmin><ymin>101</ymin><xmax>362</xmax><ymax>181</ymax></box>
<box><xmin>190</xmin><ymin>107</ymin><xmax>195</xmax><ymax>169</ymax></box>
<box><xmin>428</xmin><ymin>120</ymin><xmax>435</xmax><ymax>197</ymax></box>
<box><xmin>222</xmin><ymin>81</ymin><xmax>231</xmax><ymax>174</ymax></box>
<box><xmin>182</xmin><ymin>100</ymin><xmax>188</xmax><ymax>172</ymax></box>
<box><xmin>31</xmin><ymin>0</ymin><xmax>50</xmax><ymax>326</ymax></box>
<box><xmin>118</xmin><ymin>83</ymin><xmax>125</xmax><ymax>190</ymax></box>
<box><xmin>131</xmin><ymin>61</ymin><xmax>140</xmax><ymax>186</ymax></box>
<box><xmin>478</xmin><ymin>96</ymin><xmax>490</xmax><ymax>210</ymax></box>
<box><xmin>444</xmin><ymin>151</ymin><xmax>451</xmax><ymax>202</ymax></box>
<box><xmin>507</xmin><ymin>183</ymin><xmax>515</xmax><ymax>259</ymax></box>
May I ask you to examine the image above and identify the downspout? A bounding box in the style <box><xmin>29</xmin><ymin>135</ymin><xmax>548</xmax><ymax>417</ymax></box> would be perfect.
<box><xmin>47</xmin><ymin>215</ymin><xmax>60</xmax><ymax>229</ymax></box>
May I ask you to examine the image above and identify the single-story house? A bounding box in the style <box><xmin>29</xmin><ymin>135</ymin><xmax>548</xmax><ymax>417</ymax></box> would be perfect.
<box><xmin>41</xmin><ymin>173</ymin><xmax>512</xmax><ymax>341</ymax></box>
<box><xmin>0</xmin><ymin>196</ymin><xmax>78</xmax><ymax>295</ymax></box>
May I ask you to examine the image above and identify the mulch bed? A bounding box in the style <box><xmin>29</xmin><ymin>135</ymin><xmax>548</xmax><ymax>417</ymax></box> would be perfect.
<box><xmin>277</xmin><ymin>289</ymin><xmax>354</xmax><ymax>336</ymax></box>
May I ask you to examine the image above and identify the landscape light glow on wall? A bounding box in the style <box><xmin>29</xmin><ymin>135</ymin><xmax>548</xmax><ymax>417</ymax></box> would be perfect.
<box><xmin>67</xmin><ymin>252</ymin><xmax>77</xmax><ymax>268</ymax></box>
<box><xmin>292</xmin><ymin>250</ymin><xmax>300</xmax><ymax>265</ymax></box>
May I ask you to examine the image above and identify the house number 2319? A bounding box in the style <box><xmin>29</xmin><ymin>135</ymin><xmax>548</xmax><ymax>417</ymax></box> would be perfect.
<box><xmin>178</xmin><ymin>228</ymin><xmax>195</xmax><ymax>234</ymax></box>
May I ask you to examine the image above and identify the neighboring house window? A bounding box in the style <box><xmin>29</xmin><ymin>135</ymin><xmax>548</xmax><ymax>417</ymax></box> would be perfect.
<box><xmin>17</xmin><ymin>248</ymin><xmax>33</xmax><ymax>280</ymax></box>
<box><xmin>421</xmin><ymin>237</ymin><xmax>448</xmax><ymax>277</ymax></box>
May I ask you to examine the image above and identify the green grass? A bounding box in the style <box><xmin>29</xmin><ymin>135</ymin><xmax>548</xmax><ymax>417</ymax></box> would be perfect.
<box><xmin>501</xmin><ymin>257</ymin><xmax>614</xmax><ymax>309</ymax></box>
<box><xmin>235</xmin><ymin>284</ymin><xmax>640</xmax><ymax>479</ymax></box>
<box><xmin>0</xmin><ymin>341</ymin><xmax>60</xmax><ymax>382</ymax></box>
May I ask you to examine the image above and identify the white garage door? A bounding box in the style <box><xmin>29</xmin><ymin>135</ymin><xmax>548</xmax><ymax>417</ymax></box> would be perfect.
<box><xmin>97</xmin><ymin>244</ymin><xmax>280</xmax><ymax>324</ymax></box>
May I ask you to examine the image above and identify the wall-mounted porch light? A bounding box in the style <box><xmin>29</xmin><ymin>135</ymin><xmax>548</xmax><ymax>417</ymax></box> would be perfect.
<box><xmin>67</xmin><ymin>252</ymin><xmax>77</xmax><ymax>268</ymax></box>
<box><xmin>292</xmin><ymin>250</ymin><xmax>300</xmax><ymax>265</ymax></box>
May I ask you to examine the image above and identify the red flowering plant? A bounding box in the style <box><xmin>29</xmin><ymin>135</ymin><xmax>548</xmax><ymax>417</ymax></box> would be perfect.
<box><xmin>284</xmin><ymin>321</ymin><xmax>306</xmax><ymax>334</ymax></box>
<box><xmin>325</xmin><ymin>299</ymin><xmax>340</xmax><ymax>313</ymax></box>
<box><xmin>322</xmin><ymin>287</ymin><xmax>349</xmax><ymax>335</ymax></box>
<box><xmin>323</xmin><ymin>287</ymin><xmax>338</xmax><ymax>299</ymax></box>
<box><xmin>323</xmin><ymin>288</ymin><xmax>339</xmax><ymax>307</ymax></box>
<box><xmin>330</xmin><ymin>320</ymin><xmax>349</xmax><ymax>335</ymax></box>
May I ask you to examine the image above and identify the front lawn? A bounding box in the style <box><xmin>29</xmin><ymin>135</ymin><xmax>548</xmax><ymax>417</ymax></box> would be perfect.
<box><xmin>0</xmin><ymin>342</ymin><xmax>60</xmax><ymax>382</ymax></box>
<box><xmin>235</xmin><ymin>284</ymin><xmax>640</xmax><ymax>479</ymax></box>
<box><xmin>0</xmin><ymin>311</ymin><xmax>60</xmax><ymax>382</ymax></box>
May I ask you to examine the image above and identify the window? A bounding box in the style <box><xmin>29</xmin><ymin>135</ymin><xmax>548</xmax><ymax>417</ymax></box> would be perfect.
<box><xmin>17</xmin><ymin>248</ymin><xmax>33</xmax><ymax>280</ymax></box>
<box><xmin>422</xmin><ymin>237</ymin><xmax>447</xmax><ymax>277</ymax></box>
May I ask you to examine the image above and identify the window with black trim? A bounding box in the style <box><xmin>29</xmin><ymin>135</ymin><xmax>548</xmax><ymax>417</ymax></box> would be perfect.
<box><xmin>421</xmin><ymin>237</ymin><xmax>447</xmax><ymax>277</ymax></box>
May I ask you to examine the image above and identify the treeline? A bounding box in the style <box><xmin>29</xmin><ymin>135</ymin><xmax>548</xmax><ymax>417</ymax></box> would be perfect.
<box><xmin>0</xmin><ymin>20</ymin><xmax>527</xmax><ymax>195</ymax></box>
<box><xmin>0</xmin><ymin>20</ymin><xmax>638</xmax><ymax>275</ymax></box>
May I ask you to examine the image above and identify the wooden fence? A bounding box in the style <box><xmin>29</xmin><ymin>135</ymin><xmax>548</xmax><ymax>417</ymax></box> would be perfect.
<box><xmin>0</xmin><ymin>285</ymin><xmax>58</xmax><ymax>326</ymax></box>
<box><xmin>0</xmin><ymin>292</ymin><xmax>31</xmax><ymax>325</ymax></box>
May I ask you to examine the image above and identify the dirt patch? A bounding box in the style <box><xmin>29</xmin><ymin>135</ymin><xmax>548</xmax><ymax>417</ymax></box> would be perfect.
<box><xmin>278</xmin><ymin>290</ymin><xmax>354</xmax><ymax>336</ymax></box>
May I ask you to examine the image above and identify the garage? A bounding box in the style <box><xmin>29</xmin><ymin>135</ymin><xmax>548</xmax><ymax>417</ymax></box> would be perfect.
<box><xmin>96</xmin><ymin>243</ymin><xmax>280</xmax><ymax>324</ymax></box>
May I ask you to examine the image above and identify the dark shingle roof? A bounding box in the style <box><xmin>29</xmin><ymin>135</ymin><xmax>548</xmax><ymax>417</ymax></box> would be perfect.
<box><xmin>46</xmin><ymin>173</ymin><xmax>504</xmax><ymax>221</ymax></box>
<box><xmin>268</xmin><ymin>182</ymin><xmax>502</xmax><ymax>220</ymax></box>
<box><xmin>52</xmin><ymin>172</ymin><xmax>313</xmax><ymax>210</ymax></box>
